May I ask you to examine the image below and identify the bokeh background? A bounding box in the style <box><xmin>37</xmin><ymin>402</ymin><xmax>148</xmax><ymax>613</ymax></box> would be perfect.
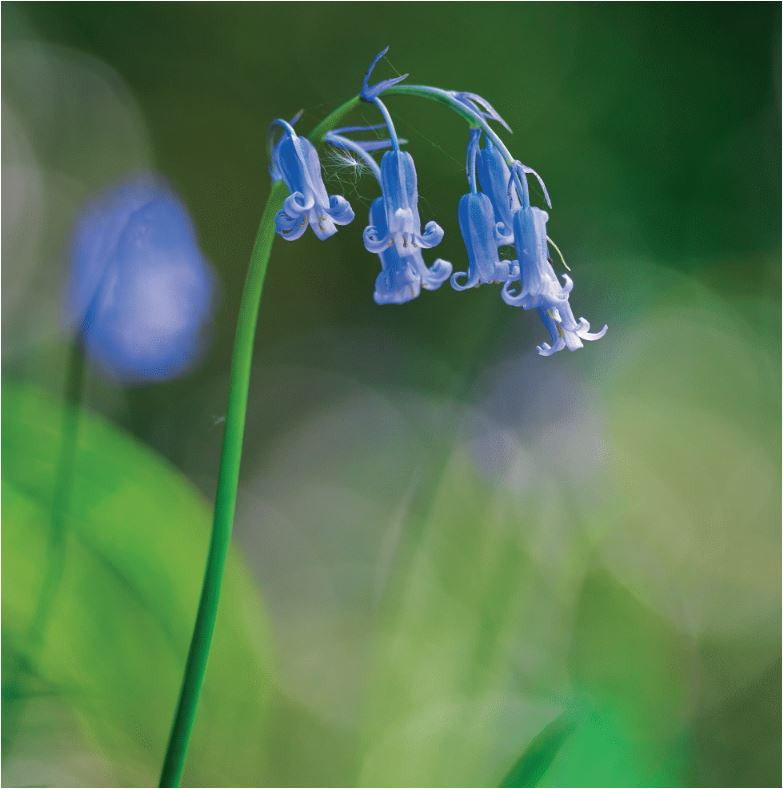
<box><xmin>2</xmin><ymin>3</ymin><xmax>780</xmax><ymax>787</ymax></box>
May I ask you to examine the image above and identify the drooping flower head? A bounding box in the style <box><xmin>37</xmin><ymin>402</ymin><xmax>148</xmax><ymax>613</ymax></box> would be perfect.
<box><xmin>271</xmin><ymin>119</ymin><xmax>354</xmax><ymax>241</ymax></box>
<box><xmin>266</xmin><ymin>48</ymin><xmax>607</xmax><ymax>356</ymax></box>
<box><xmin>67</xmin><ymin>176</ymin><xmax>214</xmax><ymax>382</ymax></box>
<box><xmin>502</xmin><ymin>168</ymin><xmax>607</xmax><ymax>355</ymax></box>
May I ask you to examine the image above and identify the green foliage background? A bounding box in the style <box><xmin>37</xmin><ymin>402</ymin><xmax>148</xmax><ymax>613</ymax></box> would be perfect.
<box><xmin>2</xmin><ymin>2</ymin><xmax>780</xmax><ymax>787</ymax></box>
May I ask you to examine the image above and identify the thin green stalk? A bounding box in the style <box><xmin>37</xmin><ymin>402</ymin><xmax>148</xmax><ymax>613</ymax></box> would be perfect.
<box><xmin>159</xmin><ymin>95</ymin><xmax>359</xmax><ymax>788</ymax></box>
<box><xmin>28</xmin><ymin>339</ymin><xmax>86</xmax><ymax>648</ymax></box>
<box><xmin>3</xmin><ymin>339</ymin><xmax>86</xmax><ymax>755</ymax></box>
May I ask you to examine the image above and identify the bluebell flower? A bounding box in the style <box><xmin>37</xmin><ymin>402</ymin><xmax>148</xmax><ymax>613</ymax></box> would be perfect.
<box><xmin>476</xmin><ymin>139</ymin><xmax>519</xmax><ymax>242</ymax></box>
<box><xmin>67</xmin><ymin>176</ymin><xmax>214</xmax><ymax>382</ymax></box>
<box><xmin>363</xmin><ymin>149</ymin><xmax>444</xmax><ymax>257</ymax></box>
<box><xmin>368</xmin><ymin>197</ymin><xmax>451</xmax><ymax>304</ymax></box>
<box><xmin>476</xmin><ymin>141</ymin><xmax>553</xmax><ymax>244</ymax></box>
<box><xmin>502</xmin><ymin>206</ymin><xmax>607</xmax><ymax>356</ymax></box>
<box><xmin>272</xmin><ymin>122</ymin><xmax>354</xmax><ymax>241</ymax></box>
<box><xmin>450</xmin><ymin>192</ymin><xmax>518</xmax><ymax>290</ymax></box>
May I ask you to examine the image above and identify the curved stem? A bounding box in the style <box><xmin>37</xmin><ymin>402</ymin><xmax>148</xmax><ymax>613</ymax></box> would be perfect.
<box><xmin>384</xmin><ymin>84</ymin><xmax>530</xmax><ymax>201</ymax></box>
<box><xmin>371</xmin><ymin>97</ymin><xmax>400</xmax><ymax>151</ymax></box>
<box><xmin>4</xmin><ymin>339</ymin><xmax>86</xmax><ymax>756</ymax></box>
<box><xmin>466</xmin><ymin>128</ymin><xmax>480</xmax><ymax>194</ymax></box>
<box><xmin>159</xmin><ymin>95</ymin><xmax>359</xmax><ymax>788</ymax></box>
<box><xmin>28</xmin><ymin>340</ymin><xmax>86</xmax><ymax>648</ymax></box>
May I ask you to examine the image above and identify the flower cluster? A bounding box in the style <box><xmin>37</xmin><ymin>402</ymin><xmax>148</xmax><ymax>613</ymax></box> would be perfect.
<box><xmin>268</xmin><ymin>49</ymin><xmax>606</xmax><ymax>356</ymax></box>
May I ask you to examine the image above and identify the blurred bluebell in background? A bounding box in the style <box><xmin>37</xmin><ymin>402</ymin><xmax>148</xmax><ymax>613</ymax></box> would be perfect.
<box><xmin>67</xmin><ymin>177</ymin><xmax>214</xmax><ymax>382</ymax></box>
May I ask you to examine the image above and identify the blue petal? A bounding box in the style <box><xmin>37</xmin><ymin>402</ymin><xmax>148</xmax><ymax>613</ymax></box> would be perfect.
<box><xmin>274</xmin><ymin>130</ymin><xmax>354</xmax><ymax>241</ymax></box>
<box><xmin>418</xmin><ymin>220</ymin><xmax>445</xmax><ymax>249</ymax></box>
<box><xmin>453</xmin><ymin>91</ymin><xmax>512</xmax><ymax>133</ymax></box>
<box><xmin>451</xmin><ymin>192</ymin><xmax>517</xmax><ymax>291</ymax></box>
<box><xmin>535</xmin><ymin>308</ymin><xmax>566</xmax><ymax>356</ymax></box>
<box><xmin>371</xmin><ymin>149</ymin><xmax>444</xmax><ymax>257</ymax></box>
<box><xmin>501</xmin><ymin>206</ymin><xmax>565</xmax><ymax>309</ymax></box>
<box><xmin>367</xmin><ymin>197</ymin><xmax>450</xmax><ymax>304</ymax></box>
<box><xmin>476</xmin><ymin>140</ymin><xmax>520</xmax><ymax>240</ymax></box>
<box><xmin>282</xmin><ymin>191</ymin><xmax>314</xmax><ymax>216</ymax></box>
<box><xmin>354</xmin><ymin>138</ymin><xmax>405</xmax><ymax>152</ymax></box>
<box><xmin>414</xmin><ymin>257</ymin><xmax>452</xmax><ymax>291</ymax></box>
<box><xmin>327</xmin><ymin>194</ymin><xmax>354</xmax><ymax>225</ymax></box>
<box><xmin>275</xmin><ymin>206</ymin><xmax>309</xmax><ymax>241</ymax></box>
<box><xmin>501</xmin><ymin>207</ymin><xmax>607</xmax><ymax>355</ymax></box>
<box><xmin>361</xmin><ymin>46</ymin><xmax>409</xmax><ymax>101</ymax></box>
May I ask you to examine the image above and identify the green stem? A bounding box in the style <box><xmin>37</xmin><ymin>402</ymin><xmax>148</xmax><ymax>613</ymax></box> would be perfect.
<box><xmin>385</xmin><ymin>84</ymin><xmax>481</xmax><ymax>127</ymax></box>
<box><xmin>159</xmin><ymin>95</ymin><xmax>359</xmax><ymax>788</ymax></box>
<box><xmin>383</xmin><ymin>84</ymin><xmax>531</xmax><ymax>201</ymax></box>
<box><xmin>28</xmin><ymin>340</ymin><xmax>86</xmax><ymax>648</ymax></box>
<box><xmin>3</xmin><ymin>339</ymin><xmax>86</xmax><ymax>755</ymax></box>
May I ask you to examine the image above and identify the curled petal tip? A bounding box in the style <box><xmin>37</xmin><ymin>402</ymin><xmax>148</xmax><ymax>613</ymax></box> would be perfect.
<box><xmin>537</xmin><ymin>342</ymin><xmax>561</xmax><ymax>357</ymax></box>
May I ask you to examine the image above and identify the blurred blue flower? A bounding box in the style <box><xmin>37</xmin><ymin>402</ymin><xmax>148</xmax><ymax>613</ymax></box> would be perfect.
<box><xmin>67</xmin><ymin>176</ymin><xmax>214</xmax><ymax>382</ymax></box>
<box><xmin>363</xmin><ymin>149</ymin><xmax>444</xmax><ymax>257</ymax></box>
<box><xmin>368</xmin><ymin>196</ymin><xmax>451</xmax><ymax>304</ymax></box>
<box><xmin>272</xmin><ymin>121</ymin><xmax>354</xmax><ymax>241</ymax></box>
<box><xmin>451</xmin><ymin>192</ymin><xmax>518</xmax><ymax>290</ymax></box>
<box><xmin>501</xmin><ymin>205</ymin><xmax>607</xmax><ymax>356</ymax></box>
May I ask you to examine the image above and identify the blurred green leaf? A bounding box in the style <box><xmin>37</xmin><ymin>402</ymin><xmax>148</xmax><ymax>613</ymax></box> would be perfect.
<box><xmin>358</xmin><ymin>451</ymin><xmax>578</xmax><ymax>786</ymax></box>
<box><xmin>2</xmin><ymin>381</ymin><xmax>273</xmax><ymax>786</ymax></box>
<box><xmin>541</xmin><ymin>572</ymin><xmax>688</xmax><ymax>787</ymax></box>
<box><xmin>498</xmin><ymin>712</ymin><xmax>575</xmax><ymax>788</ymax></box>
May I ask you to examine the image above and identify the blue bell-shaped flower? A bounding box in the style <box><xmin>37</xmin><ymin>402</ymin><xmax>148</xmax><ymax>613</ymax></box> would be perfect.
<box><xmin>273</xmin><ymin>124</ymin><xmax>354</xmax><ymax>241</ymax></box>
<box><xmin>363</xmin><ymin>149</ymin><xmax>444</xmax><ymax>258</ymax></box>
<box><xmin>502</xmin><ymin>206</ymin><xmax>607</xmax><ymax>355</ymax></box>
<box><xmin>367</xmin><ymin>197</ymin><xmax>451</xmax><ymax>304</ymax></box>
<box><xmin>450</xmin><ymin>192</ymin><xmax>518</xmax><ymax>290</ymax></box>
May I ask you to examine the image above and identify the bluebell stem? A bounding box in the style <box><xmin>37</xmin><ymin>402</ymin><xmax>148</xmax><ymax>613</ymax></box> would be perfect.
<box><xmin>270</xmin><ymin>119</ymin><xmax>354</xmax><ymax>241</ymax></box>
